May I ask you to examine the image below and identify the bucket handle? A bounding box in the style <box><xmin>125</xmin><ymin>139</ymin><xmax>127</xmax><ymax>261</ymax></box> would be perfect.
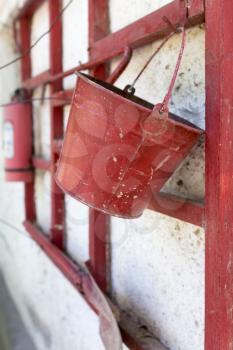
<box><xmin>159</xmin><ymin>26</ymin><xmax>186</xmax><ymax>114</ymax></box>
<box><xmin>106</xmin><ymin>46</ymin><xmax>133</xmax><ymax>85</ymax></box>
<box><xmin>124</xmin><ymin>27</ymin><xmax>186</xmax><ymax>116</ymax></box>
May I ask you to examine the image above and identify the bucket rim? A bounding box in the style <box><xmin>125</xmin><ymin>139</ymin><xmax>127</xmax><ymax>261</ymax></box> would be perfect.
<box><xmin>75</xmin><ymin>72</ymin><xmax>203</xmax><ymax>135</ymax></box>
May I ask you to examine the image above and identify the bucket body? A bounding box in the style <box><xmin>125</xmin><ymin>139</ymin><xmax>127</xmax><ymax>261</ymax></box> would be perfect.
<box><xmin>55</xmin><ymin>73</ymin><xmax>202</xmax><ymax>219</ymax></box>
<box><xmin>3</xmin><ymin>103</ymin><xmax>33</xmax><ymax>182</ymax></box>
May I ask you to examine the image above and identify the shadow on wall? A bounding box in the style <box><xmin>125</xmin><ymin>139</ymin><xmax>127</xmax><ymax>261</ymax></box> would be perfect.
<box><xmin>0</xmin><ymin>271</ymin><xmax>36</xmax><ymax>350</ymax></box>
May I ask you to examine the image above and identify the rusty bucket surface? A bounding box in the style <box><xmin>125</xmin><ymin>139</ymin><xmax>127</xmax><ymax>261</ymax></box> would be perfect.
<box><xmin>55</xmin><ymin>72</ymin><xmax>202</xmax><ymax>219</ymax></box>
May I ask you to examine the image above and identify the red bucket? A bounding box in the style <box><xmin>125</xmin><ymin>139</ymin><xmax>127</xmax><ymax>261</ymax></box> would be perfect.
<box><xmin>55</xmin><ymin>72</ymin><xmax>202</xmax><ymax>219</ymax></box>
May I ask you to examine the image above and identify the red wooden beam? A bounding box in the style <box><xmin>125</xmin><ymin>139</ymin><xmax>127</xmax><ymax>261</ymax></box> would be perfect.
<box><xmin>19</xmin><ymin>17</ymin><xmax>32</xmax><ymax>80</ymax></box>
<box><xmin>24</xmin><ymin>180</ymin><xmax>36</xmax><ymax>222</ymax></box>
<box><xmin>148</xmin><ymin>193</ymin><xmax>204</xmax><ymax>227</ymax></box>
<box><xmin>88</xmin><ymin>0</ymin><xmax>110</xmax><ymax>293</ymax></box>
<box><xmin>49</xmin><ymin>0</ymin><xmax>64</xmax><ymax>250</ymax></box>
<box><xmin>188</xmin><ymin>0</ymin><xmax>205</xmax><ymax>19</ymax></box>
<box><xmin>24</xmin><ymin>220</ymin><xmax>145</xmax><ymax>349</ymax></box>
<box><xmin>16</xmin><ymin>0</ymin><xmax>45</xmax><ymax>19</ymax></box>
<box><xmin>24</xmin><ymin>220</ymin><xmax>83</xmax><ymax>285</ymax></box>
<box><xmin>89</xmin><ymin>0</ymin><xmax>109</xmax><ymax>47</ymax></box>
<box><xmin>21</xmin><ymin>50</ymin><xmax>131</xmax><ymax>89</ymax></box>
<box><xmin>21</xmin><ymin>58</ymin><xmax>111</xmax><ymax>89</ymax></box>
<box><xmin>91</xmin><ymin>0</ymin><xmax>204</xmax><ymax>61</ymax></box>
<box><xmin>22</xmin><ymin>70</ymin><xmax>50</xmax><ymax>90</ymax></box>
<box><xmin>19</xmin><ymin>16</ymin><xmax>36</xmax><ymax>223</ymax></box>
<box><xmin>205</xmin><ymin>1</ymin><xmax>233</xmax><ymax>349</ymax></box>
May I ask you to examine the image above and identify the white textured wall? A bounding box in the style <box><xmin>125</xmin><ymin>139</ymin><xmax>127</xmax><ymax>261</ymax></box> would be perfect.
<box><xmin>64</xmin><ymin>106</ymin><xmax>90</xmax><ymax>264</ymax></box>
<box><xmin>110</xmin><ymin>0</ymin><xmax>173</xmax><ymax>31</ymax></box>
<box><xmin>31</xmin><ymin>1</ymin><xmax>49</xmax><ymax>76</ymax></box>
<box><xmin>0</xmin><ymin>1</ymin><xmax>205</xmax><ymax>350</ymax></box>
<box><xmin>62</xmin><ymin>0</ymin><xmax>88</xmax><ymax>89</ymax></box>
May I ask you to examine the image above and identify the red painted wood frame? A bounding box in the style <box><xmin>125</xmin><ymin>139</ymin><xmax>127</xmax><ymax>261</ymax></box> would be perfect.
<box><xmin>88</xmin><ymin>0</ymin><xmax>110</xmax><ymax>292</ymax></box>
<box><xmin>205</xmin><ymin>1</ymin><xmax>233</xmax><ymax>349</ymax></box>
<box><xmin>17</xmin><ymin>0</ymin><xmax>233</xmax><ymax>349</ymax></box>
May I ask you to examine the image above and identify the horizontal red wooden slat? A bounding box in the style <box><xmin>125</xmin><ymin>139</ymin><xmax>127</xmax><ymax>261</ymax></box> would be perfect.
<box><xmin>148</xmin><ymin>193</ymin><xmax>204</xmax><ymax>227</ymax></box>
<box><xmin>22</xmin><ymin>70</ymin><xmax>50</xmax><ymax>90</ymax></box>
<box><xmin>20</xmin><ymin>1</ymin><xmax>204</xmax><ymax>91</ymax></box>
<box><xmin>19</xmin><ymin>17</ymin><xmax>32</xmax><ymax>80</ymax></box>
<box><xmin>91</xmin><ymin>0</ymin><xmax>204</xmax><ymax>61</ymax></box>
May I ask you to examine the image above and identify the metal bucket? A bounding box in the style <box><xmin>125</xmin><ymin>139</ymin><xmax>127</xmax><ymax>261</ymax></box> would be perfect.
<box><xmin>55</xmin><ymin>72</ymin><xmax>202</xmax><ymax>218</ymax></box>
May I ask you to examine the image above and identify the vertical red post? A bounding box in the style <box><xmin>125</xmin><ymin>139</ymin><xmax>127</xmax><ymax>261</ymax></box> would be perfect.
<box><xmin>49</xmin><ymin>0</ymin><xmax>64</xmax><ymax>249</ymax></box>
<box><xmin>19</xmin><ymin>17</ymin><xmax>32</xmax><ymax>81</ymax></box>
<box><xmin>88</xmin><ymin>0</ymin><xmax>110</xmax><ymax>291</ymax></box>
<box><xmin>205</xmin><ymin>1</ymin><xmax>233</xmax><ymax>349</ymax></box>
<box><xmin>19</xmin><ymin>16</ymin><xmax>36</xmax><ymax>222</ymax></box>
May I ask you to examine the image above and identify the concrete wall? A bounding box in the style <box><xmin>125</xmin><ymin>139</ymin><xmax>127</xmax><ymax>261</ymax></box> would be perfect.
<box><xmin>0</xmin><ymin>1</ymin><xmax>205</xmax><ymax>349</ymax></box>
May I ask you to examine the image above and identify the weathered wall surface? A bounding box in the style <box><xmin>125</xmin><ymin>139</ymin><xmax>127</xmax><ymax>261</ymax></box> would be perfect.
<box><xmin>0</xmin><ymin>1</ymin><xmax>205</xmax><ymax>350</ymax></box>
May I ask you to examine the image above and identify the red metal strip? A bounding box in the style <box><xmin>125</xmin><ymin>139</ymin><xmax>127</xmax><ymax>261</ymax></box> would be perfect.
<box><xmin>88</xmin><ymin>0</ymin><xmax>110</xmax><ymax>293</ymax></box>
<box><xmin>49</xmin><ymin>0</ymin><xmax>64</xmax><ymax>250</ymax></box>
<box><xmin>205</xmin><ymin>1</ymin><xmax>233</xmax><ymax>349</ymax></box>
<box><xmin>148</xmin><ymin>193</ymin><xmax>204</xmax><ymax>227</ymax></box>
<box><xmin>91</xmin><ymin>0</ymin><xmax>204</xmax><ymax>61</ymax></box>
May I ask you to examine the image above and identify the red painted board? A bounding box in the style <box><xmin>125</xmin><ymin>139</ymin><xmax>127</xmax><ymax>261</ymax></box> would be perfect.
<box><xmin>91</xmin><ymin>0</ymin><xmax>204</xmax><ymax>62</ymax></box>
<box><xmin>205</xmin><ymin>0</ymin><xmax>233</xmax><ymax>349</ymax></box>
<box><xmin>49</xmin><ymin>0</ymin><xmax>64</xmax><ymax>249</ymax></box>
<box><xmin>88</xmin><ymin>0</ymin><xmax>110</xmax><ymax>292</ymax></box>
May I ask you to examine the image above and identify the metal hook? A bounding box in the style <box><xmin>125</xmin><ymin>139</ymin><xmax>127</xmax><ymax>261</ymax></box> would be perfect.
<box><xmin>106</xmin><ymin>46</ymin><xmax>133</xmax><ymax>85</ymax></box>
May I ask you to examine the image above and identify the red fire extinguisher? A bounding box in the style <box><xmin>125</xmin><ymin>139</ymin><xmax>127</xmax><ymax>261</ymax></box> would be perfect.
<box><xmin>3</xmin><ymin>89</ymin><xmax>33</xmax><ymax>182</ymax></box>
